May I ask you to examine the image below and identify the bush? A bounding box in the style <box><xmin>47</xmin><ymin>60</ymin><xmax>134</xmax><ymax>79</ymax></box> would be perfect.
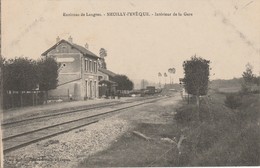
<box><xmin>175</xmin><ymin>105</ymin><xmax>198</xmax><ymax>125</ymax></box>
<box><xmin>224</xmin><ymin>94</ymin><xmax>242</xmax><ymax>109</ymax></box>
<box><xmin>241</xmin><ymin>83</ymin><xmax>250</xmax><ymax>94</ymax></box>
<box><xmin>196</xmin><ymin>124</ymin><xmax>221</xmax><ymax>152</ymax></box>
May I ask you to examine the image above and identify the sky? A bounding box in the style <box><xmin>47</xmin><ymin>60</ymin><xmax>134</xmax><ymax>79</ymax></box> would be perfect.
<box><xmin>2</xmin><ymin>0</ymin><xmax>260</xmax><ymax>85</ymax></box>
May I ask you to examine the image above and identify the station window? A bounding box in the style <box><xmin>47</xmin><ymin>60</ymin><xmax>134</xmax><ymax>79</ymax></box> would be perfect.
<box><xmin>90</xmin><ymin>60</ymin><xmax>92</xmax><ymax>72</ymax></box>
<box><xmin>85</xmin><ymin>59</ymin><xmax>88</xmax><ymax>71</ymax></box>
<box><xmin>94</xmin><ymin>61</ymin><xmax>96</xmax><ymax>73</ymax></box>
<box><xmin>88</xmin><ymin>60</ymin><xmax>91</xmax><ymax>71</ymax></box>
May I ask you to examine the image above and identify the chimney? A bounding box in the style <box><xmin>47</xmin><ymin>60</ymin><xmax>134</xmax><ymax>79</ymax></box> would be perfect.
<box><xmin>68</xmin><ymin>36</ymin><xmax>73</xmax><ymax>43</ymax></box>
<box><xmin>56</xmin><ymin>36</ymin><xmax>60</xmax><ymax>43</ymax></box>
<box><xmin>85</xmin><ymin>43</ymin><xmax>89</xmax><ymax>49</ymax></box>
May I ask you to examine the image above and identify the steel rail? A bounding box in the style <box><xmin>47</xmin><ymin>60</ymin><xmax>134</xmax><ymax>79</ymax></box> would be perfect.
<box><xmin>2</xmin><ymin>96</ymin><xmax>156</xmax><ymax>127</ymax></box>
<box><xmin>3</xmin><ymin>96</ymin><xmax>167</xmax><ymax>154</ymax></box>
<box><xmin>2</xmin><ymin>101</ymin><xmax>123</xmax><ymax>127</ymax></box>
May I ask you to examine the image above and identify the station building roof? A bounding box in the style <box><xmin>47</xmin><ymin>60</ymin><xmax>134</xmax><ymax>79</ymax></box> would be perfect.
<box><xmin>98</xmin><ymin>68</ymin><xmax>117</xmax><ymax>77</ymax></box>
<box><xmin>41</xmin><ymin>39</ymin><xmax>99</xmax><ymax>59</ymax></box>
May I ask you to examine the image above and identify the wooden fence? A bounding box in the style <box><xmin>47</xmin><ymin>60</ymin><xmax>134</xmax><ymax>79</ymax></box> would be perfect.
<box><xmin>3</xmin><ymin>91</ymin><xmax>45</xmax><ymax>109</ymax></box>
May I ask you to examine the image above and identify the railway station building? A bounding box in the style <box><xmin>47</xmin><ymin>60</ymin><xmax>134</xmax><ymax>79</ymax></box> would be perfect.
<box><xmin>41</xmin><ymin>36</ymin><xmax>100</xmax><ymax>100</ymax></box>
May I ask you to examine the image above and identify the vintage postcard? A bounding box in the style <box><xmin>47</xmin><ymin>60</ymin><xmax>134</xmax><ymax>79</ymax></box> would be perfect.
<box><xmin>1</xmin><ymin>0</ymin><xmax>260</xmax><ymax>167</ymax></box>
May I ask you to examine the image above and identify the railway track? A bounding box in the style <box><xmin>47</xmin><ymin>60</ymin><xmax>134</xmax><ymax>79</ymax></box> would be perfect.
<box><xmin>2</xmin><ymin>96</ymin><xmax>156</xmax><ymax>127</ymax></box>
<box><xmin>3</xmin><ymin>96</ymin><xmax>169</xmax><ymax>154</ymax></box>
<box><xmin>2</xmin><ymin>101</ymin><xmax>124</xmax><ymax>127</ymax></box>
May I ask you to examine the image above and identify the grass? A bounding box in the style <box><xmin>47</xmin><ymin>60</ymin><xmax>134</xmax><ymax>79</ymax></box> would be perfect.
<box><xmin>176</xmin><ymin>92</ymin><xmax>260</xmax><ymax>166</ymax></box>
<box><xmin>217</xmin><ymin>87</ymin><xmax>241</xmax><ymax>93</ymax></box>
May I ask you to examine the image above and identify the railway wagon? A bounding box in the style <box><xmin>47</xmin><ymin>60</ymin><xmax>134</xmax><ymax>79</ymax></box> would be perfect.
<box><xmin>146</xmin><ymin>86</ymin><xmax>156</xmax><ymax>95</ymax></box>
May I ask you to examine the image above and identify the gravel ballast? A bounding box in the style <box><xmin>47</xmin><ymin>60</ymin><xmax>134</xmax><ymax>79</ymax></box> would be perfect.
<box><xmin>4</xmin><ymin>116</ymin><xmax>129</xmax><ymax>168</ymax></box>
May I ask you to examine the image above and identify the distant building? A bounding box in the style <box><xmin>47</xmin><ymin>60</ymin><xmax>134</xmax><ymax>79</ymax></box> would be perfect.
<box><xmin>41</xmin><ymin>36</ymin><xmax>100</xmax><ymax>100</ymax></box>
<box><xmin>98</xmin><ymin>68</ymin><xmax>117</xmax><ymax>97</ymax></box>
<box><xmin>140</xmin><ymin>79</ymin><xmax>149</xmax><ymax>89</ymax></box>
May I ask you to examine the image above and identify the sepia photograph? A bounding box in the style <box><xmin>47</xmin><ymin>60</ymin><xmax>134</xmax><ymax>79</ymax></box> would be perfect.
<box><xmin>0</xmin><ymin>0</ymin><xmax>260</xmax><ymax>167</ymax></box>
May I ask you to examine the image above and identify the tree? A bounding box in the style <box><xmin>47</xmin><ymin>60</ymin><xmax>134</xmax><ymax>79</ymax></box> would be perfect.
<box><xmin>112</xmin><ymin>75</ymin><xmax>134</xmax><ymax>92</ymax></box>
<box><xmin>168</xmin><ymin>68</ymin><xmax>176</xmax><ymax>84</ymax></box>
<box><xmin>0</xmin><ymin>57</ymin><xmax>3</xmax><ymax>110</ymax></box>
<box><xmin>164</xmin><ymin>72</ymin><xmax>167</xmax><ymax>86</ymax></box>
<box><xmin>99</xmin><ymin>48</ymin><xmax>107</xmax><ymax>69</ymax></box>
<box><xmin>6</xmin><ymin>58</ymin><xmax>38</xmax><ymax>91</ymax></box>
<box><xmin>183</xmin><ymin>55</ymin><xmax>210</xmax><ymax>119</ymax></box>
<box><xmin>242</xmin><ymin>63</ymin><xmax>255</xmax><ymax>84</ymax></box>
<box><xmin>37</xmin><ymin>57</ymin><xmax>59</xmax><ymax>102</ymax></box>
<box><xmin>3</xmin><ymin>57</ymin><xmax>38</xmax><ymax>107</ymax></box>
<box><xmin>99</xmin><ymin>48</ymin><xmax>107</xmax><ymax>58</ymax></box>
<box><xmin>241</xmin><ymin>63</ymin><xmax>259</xmax><ymax>93</ymax></box>
<box><xmin>158</xmin><ymin>72</ymin><xmax>162</xmax><ymax>88</ymax></box>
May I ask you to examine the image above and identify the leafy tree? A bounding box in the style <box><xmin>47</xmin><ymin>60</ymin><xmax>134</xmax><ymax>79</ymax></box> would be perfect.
<box><xmin>112</xmin><ymin>75</ymin><xmax>134</xmax><ymax>92</ymax></box>
<box><xmin>2</xmin><ymin>58</ymin><xmax>15</xmax><ymax>108</ymax></box>
<box><xmin>164</xmin><ymin>72</ymin><xmax>167</xmax><ymax>86</ymax></box>
<box><xmin>37</xmin><ymin>57</ymin><xmax>59</xmax><ymax>102</ymax></box>
<box><xmin>158</xmin><ymin>72</ymin><xmax>162</xmax><ymax>88</ymax></box>
<box><xmin>3</xmin><ymin>57</ymin><xmax>38</xmax><ymax>106</ymax></box>
<box><xmin>0</xmin><ymin>57</ymin><xmax>3</xmax><ymax>109</ymax></box>
<box><xmin>99</xmin><ymin>48</ymin><xmax>107</xmax><ymax>58</ymax></box>
<box><xmin>183</xmin><ymin>55</ymin><xmax>210</xmax><ymax>119</ymax></box>
<box><xmin>3</xmin><ymin>57</ymin><xmax>38</xmax><ymax>91</ymax></box>
<box><xmin>100</xmin><ymin>59</ymin><xmax>107</xmax><ymax>69</ymax></box>
<box><xmin>99</xmin><ymin>48</ymin><xmax>107</xmax><ymax>69</ymax></box>
<box><xmin>241</xmin><ymin>63</ymin><xmax>258</xmax><ymax>93</ymax></box>
<box><xmin>168</xmin><ymin>68</ymin><xmax>176</xmax><ymax>84</ymax></box>
<box><xmin>242</xmin><ymin>63</ymin><xmax>255</xmax><ymax>84</ymax></box>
